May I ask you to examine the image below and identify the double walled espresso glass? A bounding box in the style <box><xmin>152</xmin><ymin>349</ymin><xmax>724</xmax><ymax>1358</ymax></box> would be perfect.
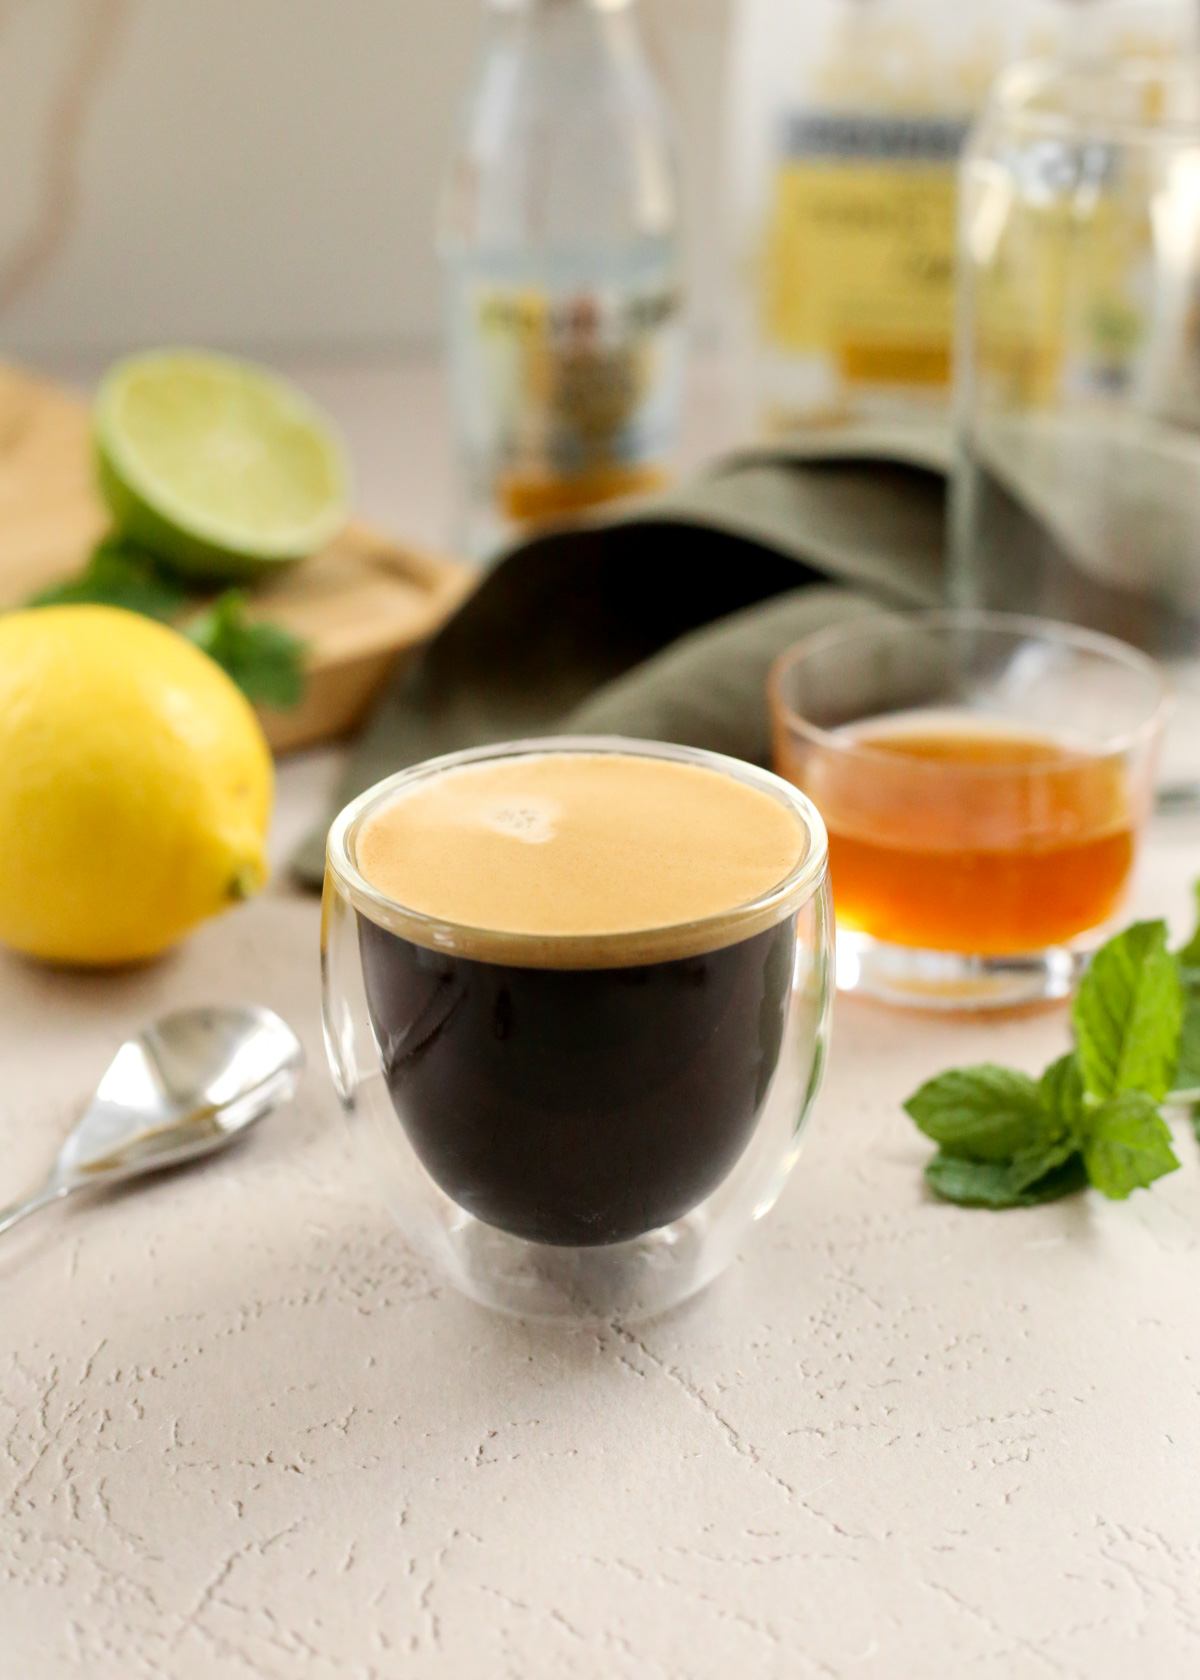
<box><xmin>322</xmin><ymin>738</ymin><xmax>833</xmax><ymax>1322</ymax></box>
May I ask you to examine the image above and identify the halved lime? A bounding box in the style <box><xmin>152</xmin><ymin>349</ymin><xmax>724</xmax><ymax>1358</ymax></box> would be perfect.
<box><xmin>95</xmin><ymin>350</ymin><xmax>351</xmax><ymax>582</ymax></box>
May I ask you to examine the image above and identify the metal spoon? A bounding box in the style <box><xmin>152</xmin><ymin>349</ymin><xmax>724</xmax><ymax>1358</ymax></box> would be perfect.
<box><xmin>0</xmin><ymin>1004</ymin><xmax>304</xmax><ymax>1239</ymax></box>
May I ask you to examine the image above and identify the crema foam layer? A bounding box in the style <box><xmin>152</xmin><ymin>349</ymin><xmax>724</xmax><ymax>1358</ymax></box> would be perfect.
<box><xmin>354</xmin><ymin>753</ymin><xmax>808</xmax><ymax>951</ymax></box>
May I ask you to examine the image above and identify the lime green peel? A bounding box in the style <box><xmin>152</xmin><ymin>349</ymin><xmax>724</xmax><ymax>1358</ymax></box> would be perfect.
<box><xmin>94</xmin><ymin>350</ymin><xmax>351</xmax><ymax>582</ymax></box>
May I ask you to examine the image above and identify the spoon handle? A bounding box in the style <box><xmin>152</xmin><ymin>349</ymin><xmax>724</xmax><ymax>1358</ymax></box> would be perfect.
<box><xmin>0</xmin><ymin>1179</ymin><xmax>68</xmax><ymax>1239</ymax></box>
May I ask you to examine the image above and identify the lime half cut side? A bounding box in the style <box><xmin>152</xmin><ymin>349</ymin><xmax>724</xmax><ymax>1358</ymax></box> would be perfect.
<box><xmin>95</xmin><ymin>350</ymin><xmax>352</xmax><ymax>582</ymax></box>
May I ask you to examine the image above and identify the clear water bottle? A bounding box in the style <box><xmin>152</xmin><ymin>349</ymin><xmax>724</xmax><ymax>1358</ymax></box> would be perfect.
<box><xmin>439</xmin><ymin>0</ymin><xmax>685</xmax><ymax>559</ymax></box>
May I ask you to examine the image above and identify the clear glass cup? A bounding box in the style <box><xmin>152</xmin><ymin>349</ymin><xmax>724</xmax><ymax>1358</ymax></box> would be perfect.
<box><xmin>952</xmin><ymin>57</ymin><xmax>1200</xmax><ymax>801</ymax></box>
<box><xmin>322</xmin><ymin>737</ymin><xmax>833</xmax><ymax>1322</ymax></box>
<box><xmin>769</xmin><ymin>610</ymin><xmax>1169</xmax><ymax>1010</ymax></box>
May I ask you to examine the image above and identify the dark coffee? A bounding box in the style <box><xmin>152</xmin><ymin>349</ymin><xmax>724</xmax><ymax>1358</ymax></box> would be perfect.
<box><xmin>351</xmin><ymin>750</ymin><xmax>808</xmax><ymax>1246</ymax></box>
<box><xmin>358</xmin><ymin>914</ymin><xmax>796</xmax><ymax>1247</ymax></box>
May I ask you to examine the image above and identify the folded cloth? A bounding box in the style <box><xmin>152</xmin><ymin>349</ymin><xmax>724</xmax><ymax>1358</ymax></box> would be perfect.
<box><xmin>290</xmin><ymin>428</ymin><xmax>950</xmax><ymax>887</ymax></box>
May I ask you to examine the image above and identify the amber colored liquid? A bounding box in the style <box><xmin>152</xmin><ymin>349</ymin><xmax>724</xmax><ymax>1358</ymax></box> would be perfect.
<box><xmin>500</xmin><ymin>462</ymin><xmax>667</xmax><ymax>522</ymax></box>
<box><xmin>776</xmin><ymin>715</ymin><xmax>1137</xmax><ymax>955</ymax></box>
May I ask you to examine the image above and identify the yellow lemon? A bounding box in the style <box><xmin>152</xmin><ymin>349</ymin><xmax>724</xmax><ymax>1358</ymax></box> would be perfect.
<box><xmin>0</xmin><ymin>605</ymin><xmax>273</xmax><ymax>965</ymax></box>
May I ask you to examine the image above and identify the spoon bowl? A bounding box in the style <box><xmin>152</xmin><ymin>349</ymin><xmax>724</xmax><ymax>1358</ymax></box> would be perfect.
<box><xmin>0</xmin><ymin>1005</ymin><xmax>304</xmax><ymax>1237</ymax></box>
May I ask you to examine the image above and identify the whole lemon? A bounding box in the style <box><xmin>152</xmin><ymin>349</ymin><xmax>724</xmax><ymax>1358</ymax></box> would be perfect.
<box><xmin>0</xmin><ymin>605</ymin><xmax>273</xmax><ymax>965</ymax></box>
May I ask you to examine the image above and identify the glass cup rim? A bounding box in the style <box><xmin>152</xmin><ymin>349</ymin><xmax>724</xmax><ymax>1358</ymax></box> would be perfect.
<box><xmin>768</xmin><ymin>608</ymin><xmax>1173</xmax><ymax>776</ymax></box>
<box><xmin>985</xmin><ymin>56</ymin><xmax>1200</xmax><ymax>145</ymax></box>
<box><xmin>324</xmin><ymin>734</ymin><xmax>830</xmax><ymax>970</ymax></box>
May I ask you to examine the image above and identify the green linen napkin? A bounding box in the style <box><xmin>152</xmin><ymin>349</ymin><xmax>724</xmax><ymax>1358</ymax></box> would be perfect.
<box><xmin>291</xmin><ymin>427</ymin><xmax>950</xmax><ymax>887</ymax></box>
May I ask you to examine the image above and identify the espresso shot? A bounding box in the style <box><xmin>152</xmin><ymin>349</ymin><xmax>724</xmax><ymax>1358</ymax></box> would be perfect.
<box><xmin>359</xmin><ymin>916</ymin><xmax>796</xmax><ymax>1245</ymax></box>
<box><xmin>350</xmin><ymin>749</ymin><xmax>808</xmax><ymax>1247</ymax></box>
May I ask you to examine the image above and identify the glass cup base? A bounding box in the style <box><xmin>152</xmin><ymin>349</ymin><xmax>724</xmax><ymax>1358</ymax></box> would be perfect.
<box><xmin>348</xmin><ymin>1053</ymin><xmax>811</xmax><ymax>1323</ymax></box>
<box><xmin>835</xmin><ymin>929</ymin><xmax>1085</xmax><ymax>1011</ymax></box>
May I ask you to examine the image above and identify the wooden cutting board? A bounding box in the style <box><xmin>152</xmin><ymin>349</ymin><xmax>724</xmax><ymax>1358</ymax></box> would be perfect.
<box><xmin>0</xmin><ymin>364</ymin><xmax>472</xmax><ymax>753</ymax></box>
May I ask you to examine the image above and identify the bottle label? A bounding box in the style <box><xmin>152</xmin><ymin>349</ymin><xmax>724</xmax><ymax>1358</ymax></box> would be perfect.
<box><xmin>468</xmin><ymin>279</ymin><xmax>682</xmax><ymax>524</ymax></box>
<box><xmin>762</xmin><ymin>110</ymin><xmax>970</xmax><ymax>390</ymax></box>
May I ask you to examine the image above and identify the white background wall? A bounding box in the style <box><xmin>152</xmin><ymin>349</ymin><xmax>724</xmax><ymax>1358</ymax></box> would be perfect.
<box><xmin>0</xmin><ymin>0</ymin><xmax>732</xmax><ymax>362</ymax></box>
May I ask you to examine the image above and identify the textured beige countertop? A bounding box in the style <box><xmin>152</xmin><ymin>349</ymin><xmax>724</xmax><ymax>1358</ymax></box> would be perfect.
<box><xmin>4</xmin><ymin>359</ymin><xmax>1200</xmax><ymax>1678</ymax></box>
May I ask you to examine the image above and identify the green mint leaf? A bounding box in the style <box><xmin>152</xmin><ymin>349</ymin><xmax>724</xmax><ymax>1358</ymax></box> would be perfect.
<box><xmin>28</xmin><ymin>537</ymin><xmax>187</xmax><ymax>622</ymax></box>
<box><xmin>187</xmin><ymin>590</ymin><xmax>307</xmax><ymax>709</ymax></box>
<box><xmin>926</xmin><ymin>1151</ymin><xmax>1088</xmax><ymax>1209</ymax></box>
<box><xmin>1081</xmin><ymin>1090</ymin><xmax>1181</xmax><ymax>1199</ymax></box>
<box><xmin>1072</xmin><ymin>921</ymin><xmax>1183</xmax><ymax>1103</ymax></box>
<box><xmin>903</xmin><ymin>1065</ymin><xmax>1046</xmax><ymax>1162</ymax></box>
<box><xmin>1007</xmin><ymin>1136</ymin><xmax>1081</xmax><ymax>1194</ymax></box>
<box><xmin>1038</xmin><ymin>1052</ymin><xmax>1086</xmax><ymax>1142</ymax></box>
<box><xmin>1176</xmin><ymin>881</ymin><xmax>1200</xmax><ymax>973</ymax></box>
<box><xmin>1012</xmin><ymin>1153</ymin><xmax>1090</xmax><ymax>1204</ymax></box>
<box><xmin>1170</xmin><ymin>985</ymin><xmax>1200</xmax><ymax>1102</ymax></box>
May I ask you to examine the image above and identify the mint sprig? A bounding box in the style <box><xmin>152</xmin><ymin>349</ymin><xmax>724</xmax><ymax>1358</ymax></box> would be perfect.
<box><xmin>29</xmin><ymin>536</ymin><xmax>187</xmax><ymax>622</ymax></box>
<box><xmin>1082</xmin><ymin>1089</ymin><xmax>1180</xmax><ymax>1198</ymax></box>
<box><xmin>902</xmin><ymin>1065</ymin><xmax>1044</xmax><ymax>1162</ymax></box>
<box><xmin>1073</xmin><ymin>919</ymin><xmax>1181</xmax><ymax>1103</ymax></box>
<box><xmin>924</xmin><ymin>1153</ymin><xmax>1089</xmax><ymax>1209</ymax></box>
<box><xmin>186</xmin><ymin>591</ymin><xmax>307</xmax><ymax>710</ymax></box>
<box><xmin>906</xmin><ymin>913</ymin><xmax>1192</xmax><ymax>1209</ymax></box>
<box><xmin>27</xmin><ymin>537</ymin><xmax>308</xmax><ymax>710</ymax></box>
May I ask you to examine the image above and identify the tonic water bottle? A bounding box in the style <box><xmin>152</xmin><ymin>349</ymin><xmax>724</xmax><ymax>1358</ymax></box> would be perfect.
<box><xmin>726</xmin><ymin>0</ymin><xmax>1196</xmax><ymax>439</ymax></box>
<box><xmin>439</xmin><ymin>0</ymin><xmax>685</xmax><ymax>560</ymax></box>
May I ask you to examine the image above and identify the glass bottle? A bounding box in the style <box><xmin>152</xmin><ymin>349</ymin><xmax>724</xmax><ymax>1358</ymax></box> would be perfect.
<box><xmin>439</xmin><ymin>0</ymin><xmax>684</xmax><ymax>560</ymax></box>
<box><xmin>726</xmin><ymin>0</ymin><xmax>1196</xmax><ymax>439</ymax></box>
<box><xmin>952</xmin><ymin>56</ymin><xmax>1200</xmax><ymax>796</ymax></box>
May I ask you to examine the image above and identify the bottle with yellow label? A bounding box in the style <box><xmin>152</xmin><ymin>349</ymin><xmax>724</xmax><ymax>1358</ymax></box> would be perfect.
<box><xmin>726</xmin><ymin>0</ymin><xmax>1195</xmax><ymax>437</ymax></box>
